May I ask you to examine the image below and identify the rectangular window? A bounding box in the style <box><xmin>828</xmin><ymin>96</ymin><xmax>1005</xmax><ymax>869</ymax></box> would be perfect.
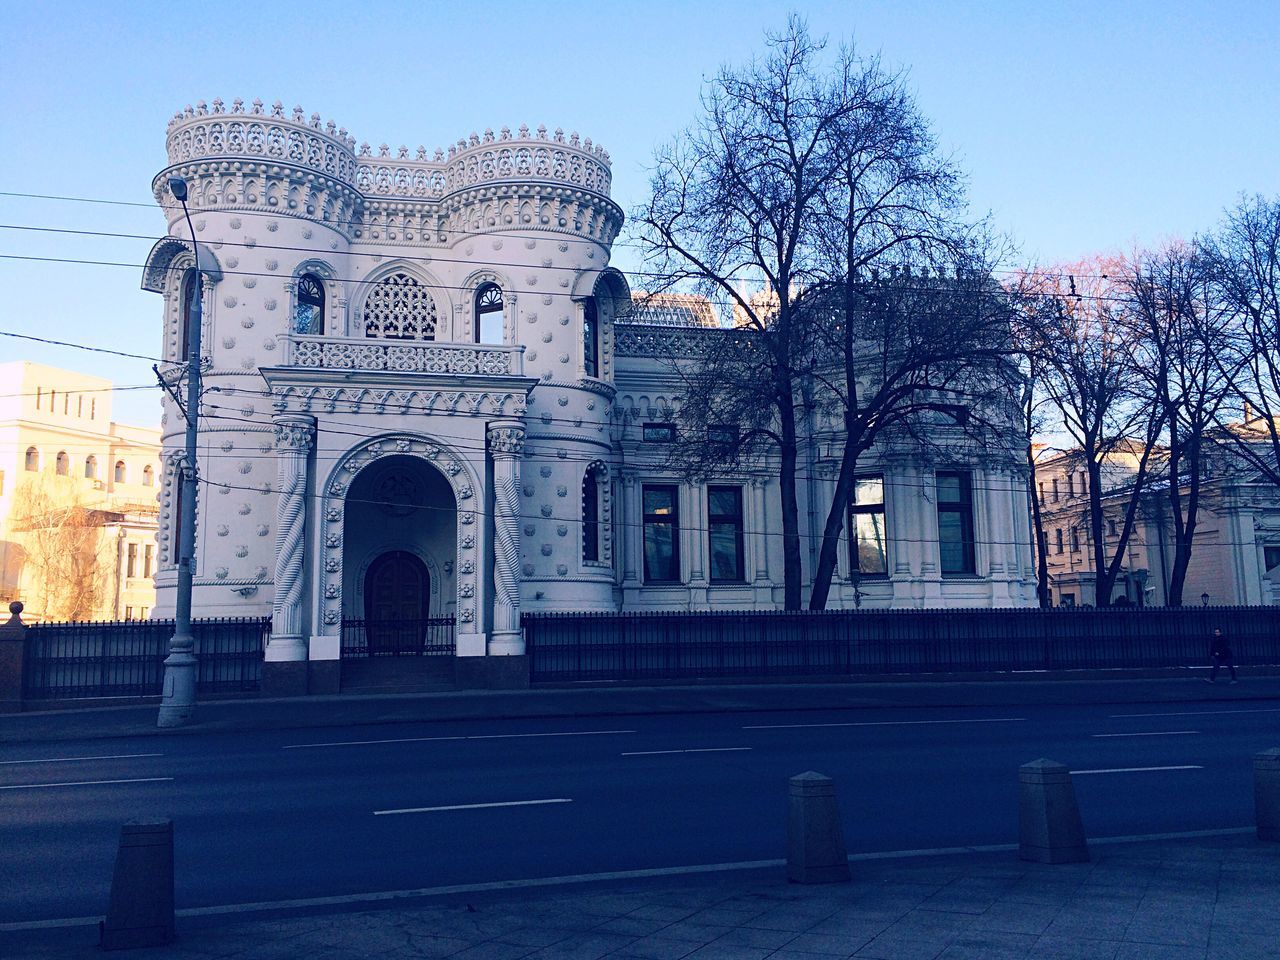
<box><xmin>1037</xmin><ymin>482</ymin><xmax>1045</xmax><ymax>506</ymax></box>
<box><xmin>140</xmin><ymin>607</ymin><xmax>148</xmax><ymax>619</ymax></box>
<box><xmin>126</xmin><ymin>542</ymin><xmax>138</xmax><ymax>578</ymax></box>
<box><xmin>849</xmin><ymin>475</ymin><xmax>888</xmax><ymax>577</ymax></box>
<box><xmin>1108</xmin><ymin>519</ymin><xmax>1118</xmax><ymax>537</ymax></box>
<box><xmin>936</xmin><ymin>471</ymin><xmax>975</xmax><ymax>575</ymax></box>
<box><xmin>1054</xmin><ymin>528</ymin><xmax>1064</xmax><ymax>554</ymax></box>
<box><xmin>1265</xmin><ymin>546</ymin><xmax>1280</xmax><ymax>572</ymax></box>
<box><xmin>1038</xmin><ymin>530</ymin><xmax>1048</xmax><ymax>557</ymax></box>
<box><xmin>143</xmin><ymin>544</ymin><xmax>154</xmax><ymax>579</ymax></box>
<box><xmin>1070</xmin><ymin>528</ymin><xmax>1080</xmax><ymax>553</ymax></box>
<box><xmin>642</xmin><ymin>484</ymin><xmax>680</xmax><ymax>583</ymax></box>
<box><xmin>707</xmin><ymin>424</ymin><xmax>738</xmax><ymax>446</ymax></box>
<box><xmin>583</xmin><ymin>298</ymin><xmax>599</xmax><ymax>377</ymax></box>
<box><xmin>1066</xmin><ymin>474</ymin><xmax>1075</xmax><ymax>497</ymax></box>
<box><xmin>125</xmin><ymin>606</ymin><xmax>134</xmax><ymax>620</ymax></box>
<box><xmin>0</xmin><ymin>469</ymin><xmax>4</xmax><ymax>496</ymax></box>
<box><xmin>1051</xmin><ymin>478</ymin><xmax>1059</xmax><ymax>503</ymax></box>
<box><xmin>707</xmin><ymin>486</ymin><xmax>744</xmax><ymax>582</ymax></box>
<box><xmin>582</xmin><ymin>472</ymin><xmax>600</xmax><ymax>563</ymax></box>
<box><xmin>1060</xmin><ymin>593</ymin><xmax>1076</xmax><ymax>607</ymax></box>
<box><xmin>642</xmin><ymin>422</ymin><xmax>676</xmax><ymax>443</ymax></box>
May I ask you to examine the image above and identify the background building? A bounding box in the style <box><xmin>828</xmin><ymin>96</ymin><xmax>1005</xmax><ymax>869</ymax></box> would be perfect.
<box><xmin>1037</xmin><ymin>442</ymin><xmax>1280</xmax><ymax>607</ymax></box>
<box><xmin>0</xmin><ymin>361</ymin><xmax>162</xmax><ymax>621</ymax></box>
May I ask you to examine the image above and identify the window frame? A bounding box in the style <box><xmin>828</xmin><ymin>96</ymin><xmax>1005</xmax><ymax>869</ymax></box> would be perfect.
<box><xmin>582</xmin><ymin>467</ymin><xmax>601</xmax><ymax>564</ymax></box>
<box><xmin>24</xmin><ymin>447</ymin><xmax>39</xmax><ymax>472</ymax></box>
<box><xmin>294</xmin><ymin>272</ymin><xmax>326</xmax><ymax>335</ymax></box>
<box><xmin>55</xmin><ymin>451</ymin><xmax>69</xmax><ymax>476</ymax></box>
<box><xmin>642</xmin><ymin>422</ymin><xmax>676</xmax><ymax>443</ymax></box>
<box><xmin>583</xmin><ymin>297</ymin><xmax>599</xmax><ymax>377</ymax></box>
<box><xmin>474</xmin><ymin>282</ymin><xmax>505</xmax><ymax>345</ymax></box>
<box><xmin>642</xmin><ymin>483</ymin><xmax>681</xmax><ymax>584</ymax></box>
<box><xmin>847</xmin><ymin>474</ymin><xmax>889</xmax><ymax>579</ymax></box>
<box><xmin>179</xmin><ymin>268</ymin><xmax>198</xmax><ymax>361</ymax></box>
<box><xmin>114</xmin><ymin>460</ymin><xmax>127</xmax><ymax>483</ymax></box>
<box><xmin>707</xmin><ymin>485</ymin><xmax>745</xmax><ymax>583</ymax></box>
<box><xmin>935</xmin><ymin>470</ymin><xmax>977</xmax><ymax>576</ymax></box>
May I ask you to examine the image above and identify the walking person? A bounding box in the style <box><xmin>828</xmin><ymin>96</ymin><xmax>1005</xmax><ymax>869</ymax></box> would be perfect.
<box><xmin>1206</xmin><ymin>627</ymin><xmax>1238</xmax><ymax>683</ymax></box>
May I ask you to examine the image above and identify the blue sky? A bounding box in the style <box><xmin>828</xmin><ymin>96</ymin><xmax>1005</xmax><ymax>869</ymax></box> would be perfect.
<box><xmin>2</xmin><ymin>0</ymin><xmax>1277</xmax><ymax>425</ymax></box>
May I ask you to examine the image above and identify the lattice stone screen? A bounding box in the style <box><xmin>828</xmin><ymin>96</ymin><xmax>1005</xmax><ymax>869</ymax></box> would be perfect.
<box><xmin>363</xmin><ymin>273</ymin><xmax>438</xmax><ymax>339</ymax></box>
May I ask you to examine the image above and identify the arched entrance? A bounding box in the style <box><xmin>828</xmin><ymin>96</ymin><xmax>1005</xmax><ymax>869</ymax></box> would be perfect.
<box><xmin>364</xmin><ymin>551</ymin><xmax>430</xmax><ymax>655</ymax></box>
<box><xmin>339</xmin><ymin>453</ymin><xmax>459</xmax><ymax>658</ymax></box>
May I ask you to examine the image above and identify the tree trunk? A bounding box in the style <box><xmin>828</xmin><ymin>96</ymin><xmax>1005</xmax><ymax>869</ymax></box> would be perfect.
<box><xmin>777</xmin><ymin>386</ymin><xmax>804</xmax><ymax>610</ymax></box>
<box><xmin>1026</xmin><ymin>443</ymin><xmax>1051</xmax><ymax>608</ymax></box>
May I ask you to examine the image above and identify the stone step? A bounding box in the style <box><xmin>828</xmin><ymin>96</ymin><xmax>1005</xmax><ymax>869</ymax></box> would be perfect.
<box><xmin>339</xmin><ymin>657</ymin><xmax>456</xmax><ymax>693</ymax></box>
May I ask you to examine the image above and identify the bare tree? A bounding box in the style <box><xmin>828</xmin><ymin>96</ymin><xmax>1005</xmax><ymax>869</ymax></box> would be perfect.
<box><xmin>1124</xmin><ymin>244</ymin><xmax>1239</xmax><ymax>606</ymax></box>
<box><xmin>10</xmin><ymin>472</ymin><xmax>105</xmax><ymax>621</ymax></box>
<box><xmin>637</xmin><ymin>18</ymin><xmax>993</xmax><ymax>608</ymax></box>
<box><xmin>1018</xmin><ymin>259</ymin><xmax>1163</xmax><ymax>608</ymax></box>
<box><xmin>1203</xmin><ymin>195</ymin><xmax>1280</xmax><ymax>486</ymax></box>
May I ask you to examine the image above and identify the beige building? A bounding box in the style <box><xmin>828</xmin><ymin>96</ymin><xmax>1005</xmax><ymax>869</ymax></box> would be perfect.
<box><xmin>0</xmin><ymin>362</ymin><xmax>162</xmax><ymax>622</ymax></box>
<box><xmin>1036</xmin><ymin>441</ymin><xmax>1280</xmax><ymax>607</ymax></box>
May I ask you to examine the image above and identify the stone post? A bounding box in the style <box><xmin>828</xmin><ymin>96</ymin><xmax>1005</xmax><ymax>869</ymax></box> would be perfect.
<box><xmin>100</xmin><ymin>819</ymin><xmax>175</xmax><ymax>950</ymax></box>
<box><xmin>787</xmin><ymin>772</ymin><xmax>851</xmax><ymax>883</ymax></box>
<box><xmin>1255</xmin><ymin>748</ymin><xmax>1280</xmax><ymax>842</ymax></box>
<box><xmin>1019</xmin><ymin>759</ymin><xmax>1090</xmax><ymax>864</ymax></box>
<box><xmin>0</xmin><ymin>601</ymin><xmax>27</xmax><ymax>713</ymax></box>
<box><xmin>263</xmin><ymin>414</ymin><xmax>314</xmax><ymax>696</ymax></box>
<box><xmin>488</xmin><ymin>420</ymin><xmax>526</xmax><ymax>656</ymax></box>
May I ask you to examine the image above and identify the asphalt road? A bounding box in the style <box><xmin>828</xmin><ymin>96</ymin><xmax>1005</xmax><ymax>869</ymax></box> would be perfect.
<box><xmin>2</xmin><ymin>698</ymin><xmax>1278</xmax><ymax>924</ymax></box>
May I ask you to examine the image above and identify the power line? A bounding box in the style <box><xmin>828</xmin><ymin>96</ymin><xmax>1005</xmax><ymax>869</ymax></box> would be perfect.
<box><xmin>0</xmin><ymin>329</ymin><xmax>164</xmax><ymax>363</ymax></box>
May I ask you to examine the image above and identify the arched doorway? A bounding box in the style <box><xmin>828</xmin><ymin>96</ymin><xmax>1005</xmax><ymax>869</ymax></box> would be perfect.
<box><xmin>364</xmin><ymin>550</ymin><xmax>430</xmax><ymax>655</ymax></box>
<box><xmin>340</xmin><ymin>453</ymin><xmax>459</xmax><ymax>659</ymax></box>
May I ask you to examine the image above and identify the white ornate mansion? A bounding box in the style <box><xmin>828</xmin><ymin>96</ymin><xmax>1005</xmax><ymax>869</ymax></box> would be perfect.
<box><xmin>144</xmin><ymin>99</ymin><xmax>1037</xmax><ymax>691</ymax></box>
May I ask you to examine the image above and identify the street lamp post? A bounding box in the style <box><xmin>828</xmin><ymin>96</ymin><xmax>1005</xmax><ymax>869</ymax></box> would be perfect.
<box><xmin>157</xmin><ymin>176</ymin><xmax>203</xmax><ymax>728</ymax></box>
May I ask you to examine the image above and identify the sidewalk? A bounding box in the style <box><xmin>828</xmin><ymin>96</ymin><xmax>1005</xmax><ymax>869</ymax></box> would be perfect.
<box><xmin>7</xmin><ymin>834</ymin><xmax>1278</xmax><ymax>959</ymax></box>
<box><xmin>3</xmin><ymin>674</ymin><xmax>1280</xmax><ymax>745</ymax></box>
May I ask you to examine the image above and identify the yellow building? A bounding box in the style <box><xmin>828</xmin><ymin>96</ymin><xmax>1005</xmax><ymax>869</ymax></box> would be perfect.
<box><xmin>0</xmin><ymin>362</ymin><xmax>161</xmax><ymax>622</ymax></box>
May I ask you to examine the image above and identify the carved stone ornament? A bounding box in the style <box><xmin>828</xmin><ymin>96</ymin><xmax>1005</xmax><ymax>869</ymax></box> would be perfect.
<box><xmin>489</xmin><ymin>425</ymin><xmax>526</xmax><ymax>456</ymax></box>
<box><xmin>274</xmin><ymin>416</ymin><xmax>316</xmax><ymax>452</ymax></box>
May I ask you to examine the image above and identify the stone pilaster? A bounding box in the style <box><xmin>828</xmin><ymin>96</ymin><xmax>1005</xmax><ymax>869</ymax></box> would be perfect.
<box><xmin>266</xmin><ymin>414</ymin><xmax>314</xmax><ymax>664</ymax></box>
<box><xmin>488</xmin><ymin>420</ymin><xmax>526</xmax><ymax>655</ymax></box>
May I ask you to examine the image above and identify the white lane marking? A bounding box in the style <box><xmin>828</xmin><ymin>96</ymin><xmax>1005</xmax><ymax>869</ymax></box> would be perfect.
<box><xmin>0</xmin><ymin>826</ymin><xmax>1254</xmax><ymax>932</ymax></box>
<box><xmin>284</xmin><ymin>730</ymin><xmax>635</xmax><ymax>749</ymax></box>
<box><xmin>1092</xmin><ymin>731</ymin><xmax>1199</xmax><ymax>738</ymax></box>
<box><xmin>622</xmin><ymin>747</ymin><xmax>753</xmax><ymax>757</ymax></box>
<box><xmin>0</xmin><ymin>753</ymin><xmax>163</xmax><ymax>766</ymax></box>
<box><xmin>0</xmin><ymin>777</ymin><xmax>173</xmax><ymax>791</ymax></box>
<box><xmin>1110</xmin><ymin>708</ymin><xmax>1280</xmax><ymax>718</ymax></box>
<box><xmin>374</xmin><ymin>798</ymin><xmax>572</xmax><ymax>816</ymax></box>
<box><xmin>743</xmin><ymin>718</ymin><xmax>1026</xmax><ymax>730</ymax></box>
<box><xmin>1072</xmin><ymin>765</ymin><xmax>1202</xmax><ymax>775</ymax></box>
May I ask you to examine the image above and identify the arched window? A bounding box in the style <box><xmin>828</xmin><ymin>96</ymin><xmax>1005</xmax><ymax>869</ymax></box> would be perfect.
<box><xmin>142</xmin><ymin>464</ymin><xmax>155</xmax><ymax>486</ymax></box>
<box><xmin>583</xmin><ymin>297</ymin><xmax>599</xmax><ymax>377</ymax></box>
<box><xmin>363</xmin><ymin>272</ymin><xmax>438</xmax><ymax>340</ymax></box>
<box><xmin>294</xmin><ymin>273</ymin><xmax>325</xmax><ymax>335</ymax></box>
<box><xmin>114</xmin><ymin>460</ymin><xmax>127</xmax><ymax>483</ymax></box>
<box><xmin>55</xmin><ymin>451</ymin><xmax>69</xmax><ymax>476</ymax></box>
<box><xmin>84</xmin><ymin>455</ymin><xmax>97</xmax><ymax>479</ymax></box>
<box><xmin>582</xmin><ymin>467</ymin><xmax>601</xmax><ymax>563</ymax></box>
<box><xmin>179</xmin><ymin>269</ymin><xmax>198</xmax><ymax>361</ymax></box>
<box><xmin>474</xmin><ymin>283</ymin><xmax>505</xmax><ymax>344</ymax></box>
<box><xmin>24</xmin><ymin>447</ymin><xmax>39</xmax><ymax>471</ymax></box>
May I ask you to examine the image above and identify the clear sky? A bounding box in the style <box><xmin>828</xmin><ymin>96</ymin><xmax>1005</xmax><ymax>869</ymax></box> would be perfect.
<box><xmin>2</xmin><ymin>0</ymin><xmax>1277</xmax><ymax>425</ymax></box>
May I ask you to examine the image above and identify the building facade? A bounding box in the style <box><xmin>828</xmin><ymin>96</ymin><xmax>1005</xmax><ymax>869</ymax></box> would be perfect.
<box><xmin>143</xmin><ymin>99</ymin><xmax>1038</xmax><ymax>690</ymax></box>
<box><xmin>0</xmin><ymin>362</ymin><xmax>161</xmax><ymax>621</ymax></box>
<box><xmin>1037</xmin><ymin>447</ymin><xmax>1280</xmax><ymax>607</ymax></box>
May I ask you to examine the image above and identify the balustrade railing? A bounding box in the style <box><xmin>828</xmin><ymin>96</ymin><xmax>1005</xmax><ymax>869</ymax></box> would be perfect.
<box><xmin>287</xmin><ymin>335</ymin><xmax>523</xmax><ymax>376</ymax></box>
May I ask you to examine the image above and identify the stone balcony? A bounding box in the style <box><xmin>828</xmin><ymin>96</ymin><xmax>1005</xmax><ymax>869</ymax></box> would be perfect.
<box><xmin>285</xmin><ymin>334</ymin><xmax>525</xmax><ymax>377</ymax></box>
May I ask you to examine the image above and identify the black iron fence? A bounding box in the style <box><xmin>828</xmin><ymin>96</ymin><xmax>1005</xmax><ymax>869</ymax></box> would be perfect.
<box><xmin>340</xmin><ymin>618</ymin><xmax>456</xmax><ymax>658</ymax></box>
<box><xmin>524</xmin><ymin>606</ymin><xmax>1280</xmax><ymax>684</ymax></box>
<box><xmin>22</xmin><ymin>617</ymin><xmax>270</xmax><ymax>699</ymax></box>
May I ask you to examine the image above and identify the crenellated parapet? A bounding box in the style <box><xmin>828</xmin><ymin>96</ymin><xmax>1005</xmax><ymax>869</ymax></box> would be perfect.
<box><xmin>154</xmin><ymin>99</ymin><xmax>621</xmax><ymax>245</ymax></box>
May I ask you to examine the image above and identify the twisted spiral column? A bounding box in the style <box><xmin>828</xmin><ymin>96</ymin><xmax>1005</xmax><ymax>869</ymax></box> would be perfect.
<box><xmin>488</xmin><ymin>420</ymin><xmax>525</xmax><ymax>655</ymax></box>
<box><xmin>267</xmin><ymin>415</ymin><xmax>315</xmax><ymax>661</ymax></box>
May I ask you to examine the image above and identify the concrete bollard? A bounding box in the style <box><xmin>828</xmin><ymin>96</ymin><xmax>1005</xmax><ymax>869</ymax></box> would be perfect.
<box><xmin>787</xmin><ymin>771</ymin><xmax>851</xmax><ymax>883</ymax></box>
<box><xmin>1019</xmin><ymin>759</ymin><xmax>1089</xmax><ymax>864</ymax></box>
<box><xmin>100</xmin><ymin>820</ymin><xmax>175</xmax><ymax>950</ymax></box>
<box><xmin>1256</xmin><ymin>748</ymin><xmax>1280</xmax><ymax>842</ymax></box>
